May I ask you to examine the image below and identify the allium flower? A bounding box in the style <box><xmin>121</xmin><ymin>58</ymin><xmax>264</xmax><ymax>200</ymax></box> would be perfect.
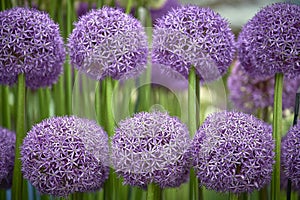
<box><xmin>111</xmin><ymin>111</ymin><xmax>191</xmax><ymax>188</ymax></box>
<box><xmin>21</xmin><ymin>116</ymin><xmax>109</xmax><ymax>197</ymax></box>
<box><xmin>68</xmin><ymin>7</ymin><xmax>148</xmax><ymax>81</ymax></box>
<box><xmin>152</xmin><ymin>5</ymin><xmax>235</xmax><ymax>82</ymax></box>
<box><xmin>228</xmin><ymin>61</ymin><xmax>300</xmax><ymax>114</ymax></box>
<box><xmin>191</xmin><ymin>111</ymin><xmax>275</xmax><ymax>193</ymax></box>
<box><xmin>237</xmin><ymin>3</ymin><xmax>300</xmax><ymax>78</ymax></box>
<box><xmin>0</xmin><ymin>127</ymin><xmax>15</xmax><ymax>189</ymax></box>
<box><xmin>281</xmin><ymin>123</ymin><xmax>300</xmax><ymax>191</ymax></box>
<box><xmin>0</xmin><ymin>7</ymin><xmax>65</xmax><ymax>89</ymax></box>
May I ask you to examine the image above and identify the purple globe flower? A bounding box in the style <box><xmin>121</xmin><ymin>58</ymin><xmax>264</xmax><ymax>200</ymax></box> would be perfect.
<box><xmin>191</xmin><ymin>111</ymin><xmax>275</xmax><ymax>193</ymax></box>
<box><xmin>0</xmin><ymin>7</ymin><xmax>65</xmax><ymax>89</ymax></box>
<box><xmin>111</xmin><ymin>111</ymin><xmax>191</xmax><ymax>188</ymax></box>
<box><xmin>152</xmin><ymin>5</ymin><xmax>235</xmax><ymax>82</ymax></box>
<box><xmin>237</xmin><ymin>3</ymin><xmax>300</xmax><ymax>78</ymax></box>
<box><xmin>0</xmin><ymin>127</ymin><xmax>15</xmax><ymax>189</ymax></box>
<box><xmin>281</xmin><ymin>123</ymin><xmax>300</xmax><ymax>191</ymax></box>
<box><xmin>228</xmin><ymin>61</ymin><xmax>300</xmax><ymax>114</ymax></box>
<box><xmin>21</xmin><ymin>116</ymin><xmax>109</xmax><ymax>197</ymax></box>
<box><xmin>68</xmin><ymin>7</ymin><xmax>148</xmax><ymax>81</ymax></box>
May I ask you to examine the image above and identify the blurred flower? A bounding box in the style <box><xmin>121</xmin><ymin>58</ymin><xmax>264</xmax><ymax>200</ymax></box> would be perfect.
<box><xmin>281</xmin><ymin>122</ymin><xmax>300</xmax><ymax>191</ymax></box>
<box><xmin>152</xmin><ymin>5</ymin><xmax>235</xmax><ymax>82</ymax></box>
<box><xmin>151</xmin><ymin>63</ymin><xmax>188</xmax><ymax>91</ymax></box>
<box><xmin>111</xmin><ymin>111</ymin><xmax>191</xmax><ymax>188</ymax></box>
<box><xmin>191</xmin><ymin>111</ymin><xmax>274</xmax><ymax>193</ymax></box>
<box><xmin>0</xmin><ymin>7</ymin><xmax>65</xmax><ymax>89</ymax></box>
<box><xmin>237</xmin><ymin>3</ymin><xmax>300</xmax><ymax>78</ymax></box>
<box><xmin>228</xmin><ymin>61</ymin><xmax>300</xmax><ymax>114</ymax></box>
<box><xmin>0</xmin><ymin>127</ymin><xmax>15</xmax><ymax>189</ymax></box>
<box><xmin>76</xmin><ymin>2</ymin><xmax>96</xmax><ymax>18</ymax></box>
<box><xmin>68</xmin><ymin>7</ymin><xmax>148</xmax><ymax>81</ymax></box>
<box><xmin>21</xmin><ymin>116</ymin><xmax>109</xmax><ymax>197</ymax></box>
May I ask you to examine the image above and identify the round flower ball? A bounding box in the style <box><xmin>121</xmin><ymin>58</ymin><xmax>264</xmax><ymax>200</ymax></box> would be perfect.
<box><xmin>21</xmin><ymin>116</ymin><xmax>109</xmax><ymax>197</ymax></box>
<box><xmin>68</xmin><ymin>7</ymin><xmax>148</xmax><ymax>81</ymax></box>
<box><xmin>152</xmin><ymin>5</ymin><xmax>235</xmax><ymax>82</ymax></box>
<box><xmin>191</xmin><ymin>111</ymin><xmax>275</xmax><ymax>193</ymax></box>
<box><xmin>0</xmin><ymin>7</ymin><xmax>65</xmax><ymax>89</ymax></box>
<box><xmin>111</xmin><ymin>111</ymin><xmax>191</xmax><ymax>188</ymax></box>
<box><xmin>237</xmin><ymin>3</ymin><xmax>300</xmax><ymax>78</ymax></box>
<box><xmin>281</xmin><ymin>122</ymin><xmax>300</xmax><ymax>191</ymax></box>
<box><xmin>0</xmin><ymin>127</ymin><xmax>15</xmax><ymax>189</ymax></box>
<box><xmin>228</xmin><ymin>61</ymin><xmax>300</xmax><ymax>114</ymax></box>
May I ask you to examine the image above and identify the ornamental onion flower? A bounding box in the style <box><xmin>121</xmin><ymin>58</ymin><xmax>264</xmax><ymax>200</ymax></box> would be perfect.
<box><xmin>237</xmin><ymin>3</ymin><xmax>300</xmax><ymax>78</ymax></box>
<box><xmin>0</xmin><ymin>7</ymin><xmax>65</xmax><ymax>89</ymax></box>
<box><xmin>68</xmin><ymin>7</ymin><xmax>148</xmax><ymax>81</ymax></box>
<box><xmin>228</xmin><ymin>61</ymin><xmax>300</xmax><ymax>114</ymax></box>
<box><xmin>281</xmin><ymin>123</ymin><xmax>300</xmax><ymax>191</ymax></box>
<box><xmin>21</xmin><ymin>116</ymin><xmax>109</xmax><ymax>197</ymax></box>
<box><xmin>0</xmin><ymin>127</ymin><xmax>15</xmax><ymax>189</ymax></box>
<box><xmin>111</xmin><ymin>111</ymin><xmax>191</xmax><ymax>188</ymax></box>
<box><xmin>152</xmin><ymin>5</ymin><xmax>235</xmax><ymax>82</ymax></box>
<box><xmin>191</xmin><ymin>111</ymin><xmax>275</xmax><ymax>193</ymax></box>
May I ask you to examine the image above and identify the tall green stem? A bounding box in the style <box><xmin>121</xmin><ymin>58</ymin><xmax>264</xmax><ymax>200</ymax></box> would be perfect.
<box><xmin>229</xmin><ymin>193</ymin><xmax>239</xmax><ymax>200</ymax></box>
<box><xmin>271</xmin><ymin>73</ymin><xmax>283</xmax><ymax>200</ymax></box>
<box><xmin>188</xmin><ymin>67</ymin><xmax>198</xmax><ymax>200</ymax></box>
<box><xmin>12</xmin><ymin>74</ymin><xmax>26</xmax><ymax>200</ymax></box>
<box><xmin>147</xmin><ymin>183</ymin><xmax>161</xmax><ymax>200</ymax></box>
<box><xmin>2</xmin><ymin>85</ymin><xmax>11</xmax><ymax>128</ymax></box>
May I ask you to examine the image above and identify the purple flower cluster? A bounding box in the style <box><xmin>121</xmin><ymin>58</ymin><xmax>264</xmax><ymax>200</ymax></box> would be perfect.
<box><xmin>228</xmin><ymin>61</ymin><xmax>300</xmax><ymax>114</ymax></box>
<box><xmin>237</xmin><ymin>3</ymin><xmax>300</xmax><ymax>78</ymax></box>
<box><xmin>21</xmin><ymin>116</ymin><xmax>109</xmax><ymax>197</ymax></box>
<box><xmin>111</xmin><ymin>112</ymin><xmax>191</xmax><ymax>188</ymax></box>
<box><xmin>0</xmin><ymin>7</ymin><xmax>65</xmax><ymax>89</ymax></box>
<box><xmin>191</xmin><ymin>111</ymin><xmax>274</xmax><ymax>193</ymax></box>
<box><xmin>68</xmin><ymin>7</ymin><xmax>148</xmax><ymax>81</ymax></box>
<box><xmin>0</xmin><ymin>127</ymin><xmax>15</xmax><ymax>189</ymax></box>
<box><xmin>281</xmin><ymin>123</ymin><xmax>300</xmax><ymax>191</ymax></box>
<box><xmin>152</xmin><ymin>5</ymin><xmax>235</xmax><ymax>82</ymax></box>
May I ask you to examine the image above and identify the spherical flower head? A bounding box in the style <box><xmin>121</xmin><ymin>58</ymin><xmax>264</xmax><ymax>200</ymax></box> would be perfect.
<box><xmin>228</xmin><ymin>61</ymin><xmax>300</xmax><ymax>114</ymax></box>
<box><xmin>152</xmin><ymin>5</ymin><xmax>235</xmax><ymax>82</ymax></box>
<box><xmin>281</xmin><ymin>122</ymin><xmax>300</xmax><ymax>191</ymax></box>
<box><xmin>0</xmin><ymin>127</ymin><xmax>15</xmax><ymax>189</ymax></box>
<box><xmin>191</xmin><ymin>111</ymin><xmax>275</xmax><ymax>193</ymax></box>
<box><xmin>21</xmin><ymin>116</ymin><xmax>109</xmax><ymax>197</ymax></box>
<box><xmin>68</xmin><ymin>7</ymin><xmax>148</xmax><ymax>81</ymax></box>
<box><xmin>111</xmin><ymin>111</ymin><xmax>191</xmax><ymax>188</ymax></box>
<box><xmin>0</xmin><ymin>7</ymin><xmax>66</xmax><ymax>89</ymax></box>
<box><xmin>237</xmin><ymin>3</ymin><xmax>300</xmax><ymax>78</ymax></box>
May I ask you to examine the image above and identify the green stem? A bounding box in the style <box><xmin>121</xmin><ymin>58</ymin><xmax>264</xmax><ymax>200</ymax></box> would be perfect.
<box><xmin>1</xmin><ymin>0</ymin><xmax>5</xmax><ymax>11</ymax></box>
<box><xmin>126</xmin><ymin>0</ymin><xmax>133</xmax><ymax>13</ymax></box>
<box><xmin>2</xmin><ymin>85</ymin><xmax>11</xmax><ymax>129</ymax></box>
<box><xmin>147</xmin><ymin>183</ymin><xmax>161</xmax><ymax>200</ymax></box>
<box><xmin>12</xmin><ymin>73</ymin><xmax>26</xmax><ymax>200</ymax></box>
<box><xmin>271</xmin><ymin>73</ymin><xmax>283</xmax><ymax>200</ymax></box>
<box><xmin>38</xmin><ymin>88</ymin><xmax>50</xmax><ymax>120</ymax></box>
<box><xmin>105</xmin><ymin>77</ymin><xmax>115</xmax><ymax>136</ymax></box>
<box><xmin>188</xmin><ymin>67</ymin><xmax>198</xmax><ymax>200</ymax></box>
<box><xmin>229</xmin><ymin>193</ymin><xmax>239</xmax><ymax>200</ymax></box>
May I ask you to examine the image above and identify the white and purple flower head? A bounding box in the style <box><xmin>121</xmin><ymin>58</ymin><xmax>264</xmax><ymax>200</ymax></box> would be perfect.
<box><xmin>0</xmin><ymin>127</ymin><xmax>15</xmax><ymax>189</ymax></box>
<box><xmin>21</xmin><ymin>116</ymin><xmax>109</xmax><ymax>197</ymax></box>
<box><xmin>281</xmin><ymin>122</ymin><xmax>300</xmax><ymax>191</ymax></box>
<box><xmin>191</xmin><ymin>111</ymin><xmax>275</xmax><ymax>193</ymax></box>
<box><xmin>68</xmin><ymin>6</ymin><xmax>148</xmax><ymax>81</ymax></box>
<box><xmin>0</xmin><ymin>7</ymin><xmax>66</xmax><ymax>89</ymax></box>
<box><xmin>237</xmin><ymin>3</ymin><xmax>300</xmax><ymax>78</ymax></box>
<box><xmin>111</xmin><ymin>111</ymin><xmax>191</xmax><ymax>188</ymax></box>
<box><xmin>228</xmin><ymin>61</ymin><xmax>300</xmax><ymax>114</ymax></box>
<box><xmin>152</xmin><ymin>5</ymin><xmax>235</xmax><ymax>82</ymax></box>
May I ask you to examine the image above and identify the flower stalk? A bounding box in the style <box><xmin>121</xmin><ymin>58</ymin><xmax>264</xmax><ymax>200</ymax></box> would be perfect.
<box><xmin>271</xmin><ymin>73</ymin><xmax>283</xmax><ymax>200</ymax></box>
